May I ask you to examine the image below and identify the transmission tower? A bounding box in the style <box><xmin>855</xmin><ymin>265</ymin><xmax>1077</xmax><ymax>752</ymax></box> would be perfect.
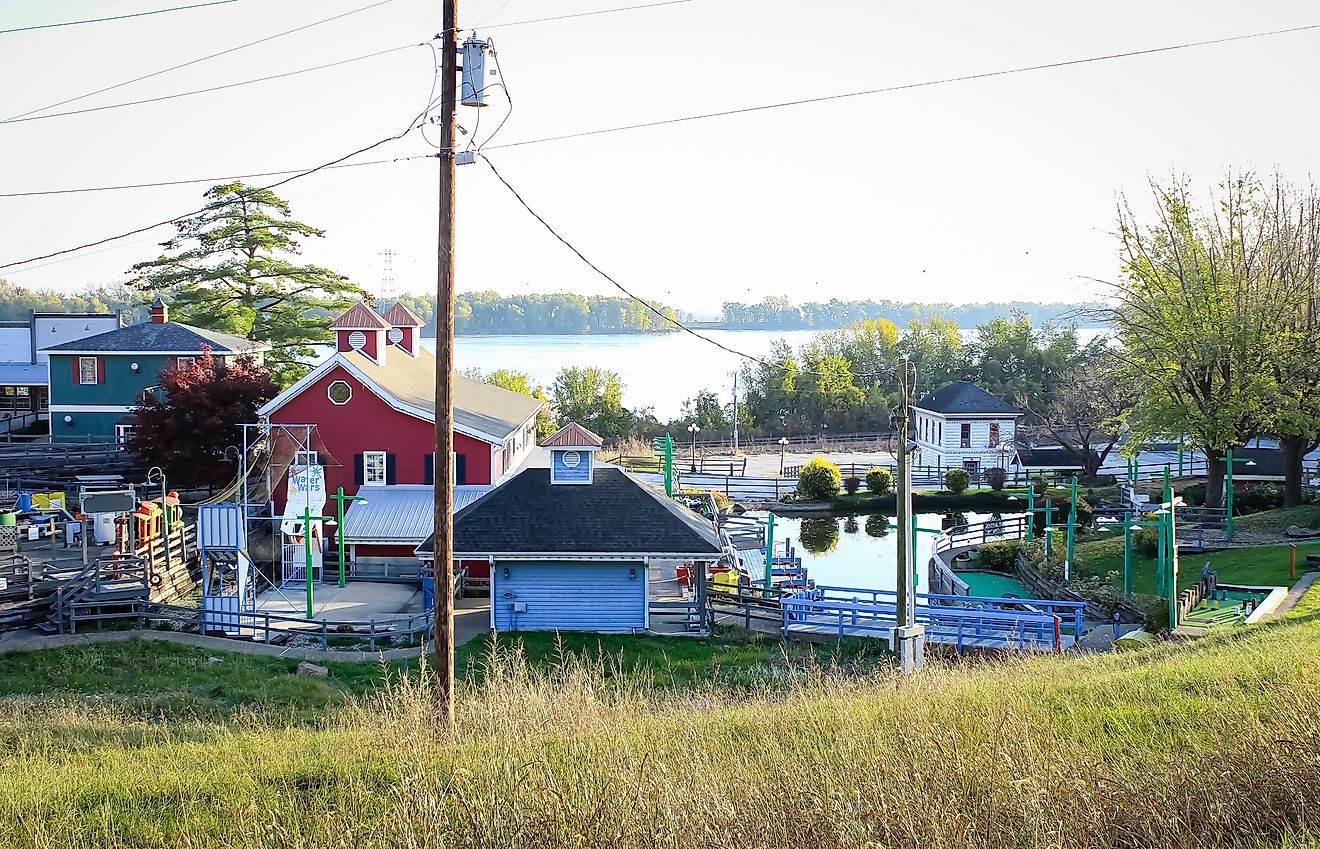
<box><xmin>378</xmin><ymin>248</ymin><xmax>396</xmax><ymax>300</ymax></box>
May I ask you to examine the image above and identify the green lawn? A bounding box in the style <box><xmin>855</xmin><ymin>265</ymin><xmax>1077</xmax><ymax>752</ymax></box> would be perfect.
<box><xmin>1237</xmin><ymin>503</ymin><xmax>1320</xmax><ymax>532</ymax></box>
<box><xmin>1071</xmin><ymin>533</ymin><xmax>1320</xmax><ymax>596</ymax></box>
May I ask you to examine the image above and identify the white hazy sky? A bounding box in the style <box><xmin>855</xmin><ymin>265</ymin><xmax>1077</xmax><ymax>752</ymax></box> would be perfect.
<box><xmin>0</xmin><ymin>0</ymin><xmax>1316</xmax><ymax>315</ymax></box>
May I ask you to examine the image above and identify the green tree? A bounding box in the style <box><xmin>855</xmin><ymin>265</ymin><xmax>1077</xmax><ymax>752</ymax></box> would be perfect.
<box><xmin>678</xmin><ymin>389</ymin><xmax>729</xmax><ymax>433</ymax></box>
<box><xmin>128</xmin><ymin>183</ymin><xmax>366</xmax><ymax>386</ymax></box>
<box><xmin>1027</xmin><ymin>349</ymin><xmax>1132</xmax><ymax>477</ymax></box>
<box><xmin>972</xmin><ymin>313</ymin><xmax>1080</xmax><ymax>412</ymax></box>
<box><xmin>550</xmin><ymin>367</ymin><xmax>631</xmax><ymax>439</ymax></box>
<box><xmin>900</xmin><ymin>316</ymin><xmax>968</xmax><ymax>395</ymax></box>
<box><xmin>1111</xmin><ymin>174</ymin><xmax>1287</xmax><ymax>507</ymax></box>
<box><xmin>464</xmin><ymin>369</ymin><xmax>556</xmax><ymax>440</ymax></box>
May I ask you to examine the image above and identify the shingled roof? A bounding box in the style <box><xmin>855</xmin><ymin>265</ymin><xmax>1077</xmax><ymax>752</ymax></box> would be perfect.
<box><xmin>44</xmin><ymin>321</ymin><xmax>264</xmax><ymax>355</ymax></box>
<box><xmin>417</xmin><ymin>466</ymin><xmax>724</xmax><ymax>557</ymax></box>
<box><xmin>914</xmin><ymin>381</ymin><xmax>1022</xmax><ymax>416</ymax></box>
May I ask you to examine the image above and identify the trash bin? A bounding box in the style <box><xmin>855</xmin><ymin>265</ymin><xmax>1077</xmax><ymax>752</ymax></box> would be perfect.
<box><xmin>422</xmin><ymin>577</ymin><xmax>435</xmax><ymax>613</ymax></box>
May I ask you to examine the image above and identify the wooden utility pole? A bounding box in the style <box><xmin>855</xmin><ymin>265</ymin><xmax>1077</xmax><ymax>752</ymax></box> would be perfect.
<box><xmin>893</xmin><ymin>357</ymin><xmax>924</xmax><ymax>674</ymax></box>
<box><xmin>432</xmin><ymin>0</ymin><xmax>458</xmax><ymax>730</ymax></box>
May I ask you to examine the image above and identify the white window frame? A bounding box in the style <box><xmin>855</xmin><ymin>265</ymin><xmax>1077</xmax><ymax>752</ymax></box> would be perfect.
<box><xmin>115</xmin><ymin>424</ymin><xmax>134</xmax><ymax>446</ymax></box>
<box><xmin>363</xmin><ymin>450</ymin><xmax>387</xmax><ymax>486</ymax></box>
<box><xmin>327</xmin><ymin>380</ymin><xmax>352</xmax><ymax>406</ymax></box>
<box><xmin>78</xmin><ymin>357</ymin><xmax>98</xmax><ymax>385</ymax></box>
<box><xmin>177</xmin><ymin>356</ymin><xmax>197</xmax><ymax>370</ymax></box>
<box><xmin>295</xmin><ymin>450</ymin><xmax>319</xmax><ymax>468</ymax></box>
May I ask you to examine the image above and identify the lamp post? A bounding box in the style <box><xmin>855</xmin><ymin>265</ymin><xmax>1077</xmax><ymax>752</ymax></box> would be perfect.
<box><xmin>1224</xmin><ymin>448</ymin><xmax>1257</xmax><ymax>542</ymax></box>
<box><xmin>328</xmin><ymin>487</ymin><xmax>368</xmax><ymax>589</ymax></box>
<box><xmin>1024</xmin><ymin>486</ymin><xmax>1035</xmax><ymax>542</ymax></box>
<box><xmin>687</xmin><ymin>423</ymin><xmax>700</xmax><ymax>473</ymax></box>
<box><xmin>778</xmin><ymin>436</ymin><xmax>789</xmax><ymax>477</ymax></box>
<box><xmin>300</xmin><ymin>505</ymin><xmax>334</xmax><ymax>619</ymax></box>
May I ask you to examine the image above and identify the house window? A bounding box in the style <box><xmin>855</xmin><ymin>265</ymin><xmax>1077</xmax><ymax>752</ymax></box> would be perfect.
<box><xmin>177</xmin><ymin>357</ymin><xmax>197</xmax><ymax>370</ymax></box>
<box><xmin>503</xmin><ymin>439</ymin><xmax>514</xmax><ymax>471</ymax></box>
<box><xmin>363</xmin><ymin>451</ymin><xmax>387</xmax><ymax>486</ymax></box>
<box><xmin>295</xmin><ymin>450</ymin><xmax>319</xmax><ymax>468</ymax></box>
<box><xmin>963</xmin><ymin>459</ymin><xmax>980</xmax><ymax>474</ymax></box>
<box><xmin>960</xmin><ymin>423</ymin><xmax>971</xmax><ymax>448</ymax></box>
<box><xmin>115</xmin><ymin>424</ymin><xmax>134</xmax><ymax>445</ymax></box>
<box><xmin>988</xmin><ymin>422</ymin><xmax>1000</xmax><ymax>448</ymax></box>
<box><xmin>937</xmin><ymin>422</ymin><xmax>942</xmax><ymax>444</ymax></box>
<box><xmin>78</xmin><ymin>357</ymin><xmax>98</xmax><ymax>385</ymax></box>
<box><xmin>327</xmin><ymin>380</ymin><xmax>352</xmax><ymax>405</ymax></box>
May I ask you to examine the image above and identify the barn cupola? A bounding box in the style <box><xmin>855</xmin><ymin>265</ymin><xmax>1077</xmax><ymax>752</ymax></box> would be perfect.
<box><xmin>379</xmin><ymin>302</ymin><xmax>425</xmax><ymax>357</ymax></box>
<box><xmin>150</xmin><ymin>296</ymin><xmax>168</xmax><ymax>324</ymax></box>
<box><xmin>540</xmin><ymin>422</ymin><xmax>604</xmax><ymax>485</ymax></box>
<box><xmin>329</xmin><ymin>302</ymin><xmax>392</xmax><ymax>366</ymax></box>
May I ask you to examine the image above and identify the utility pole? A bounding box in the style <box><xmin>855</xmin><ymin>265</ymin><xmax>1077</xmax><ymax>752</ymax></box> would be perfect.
<box><xmin>893</xmin><ymin>357</ymin><xmax>924</xmax><ymax>673</ymax></box>
<box><xmin>432</xmin><ymin>0</ymin><xmax>458</xmax><ymax>730</ymax></box>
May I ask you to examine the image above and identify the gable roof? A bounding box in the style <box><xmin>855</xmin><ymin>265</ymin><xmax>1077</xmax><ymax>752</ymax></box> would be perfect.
<box><xmin>259</xmin><ymin>347</ymin><xmax>544</xmax><ymax>443</ymax></box>
<box><xmin>1012</xmin><ymin>446</ymin><xmax>1095</xmax><ymax>470</ymax></box>
<box><xmin>380</xmin><ymin>302</ymin><xmax>424</xmax><ymax>327</ymax></box>
<box><xmin>329</xmin><ymin>302</ymin><xmax>391</xmax><ymax>330</ymax></box>
<box><xmin>540</xmin><ymin>421</ymin><xmax>602</xmax><ymax>448</ymax></box>
<box><xmin>43</xmin><ymin>321</ymin><xmax>265</xmax><ymax>355</ymax></box>
<box><xmin>418</xmin><ymin>466</ymin><xmax>724</xmax><ymax>557</ymax></box>
<box><xmin>913</xmin><ymin>381</ymin><xmax>1022</xmax><ymax>416</ymax></box>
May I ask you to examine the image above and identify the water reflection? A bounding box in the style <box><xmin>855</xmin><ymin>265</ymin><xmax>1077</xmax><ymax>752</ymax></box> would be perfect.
<box><xmin>864</xmin><ymin>513</ymin><xmax>890</xmax><ymax>538</ymax></box>
<box><xmin>798</xmin><ymin>517</ymin><xmax>839</xmax><ymax>555</ymax></box>
<box><xmin>842</xmin><ymin>515</ymin><xmax>860</xmax><ymax>535</ymax></box>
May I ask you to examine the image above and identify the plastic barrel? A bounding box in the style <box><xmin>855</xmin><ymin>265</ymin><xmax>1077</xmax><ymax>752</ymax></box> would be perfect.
<box><xmin>422</xmin><ymin>577</ymin><xmax>435</xmax><ymax>613</ymax></box>
<box><xmin>0</xmin><ymin>512</ymin><xmax>15</xmax><ymax>527</ymax></box>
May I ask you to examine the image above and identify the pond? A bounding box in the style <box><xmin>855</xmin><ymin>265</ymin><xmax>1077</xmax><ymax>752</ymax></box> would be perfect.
<box><xmin>752</xmin><ymin>510</ymin><xmax>1027</xmax><ymax>593</ymax></box>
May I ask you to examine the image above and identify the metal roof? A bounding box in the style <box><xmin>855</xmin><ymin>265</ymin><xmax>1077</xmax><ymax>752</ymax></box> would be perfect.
<box><xmin>341</xmin><ymin>484</ymin><xmax>491</xmax><ymax>544</ymax></box>
<box><xmin>329</xmin><ymin>302</ymin><xmax>392</xmax><ymax>330</ymax></box>
<box><xmin>0</xmin><ymin>362</ymin><xmax>46</xmax><ymax>385</ymax></box>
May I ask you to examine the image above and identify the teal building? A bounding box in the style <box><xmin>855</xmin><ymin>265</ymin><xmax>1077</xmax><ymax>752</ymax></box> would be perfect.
<box><xmin>45</xmin><ymin>300</ymin><xmax>265</xmax><ymax>440</ymax></box>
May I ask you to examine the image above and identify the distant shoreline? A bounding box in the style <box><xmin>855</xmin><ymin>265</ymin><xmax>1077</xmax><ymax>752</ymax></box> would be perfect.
<box><xmin>425</xmin><ymin>322</ymin><xmax>1111</xmax><ymax>339</ymax></box>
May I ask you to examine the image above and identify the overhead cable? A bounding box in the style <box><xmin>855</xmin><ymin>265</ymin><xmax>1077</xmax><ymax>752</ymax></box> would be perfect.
<box><xmin>0</xmin><ymin>0</ymin><xmax>237</xmax><ymax>36</ymax></box>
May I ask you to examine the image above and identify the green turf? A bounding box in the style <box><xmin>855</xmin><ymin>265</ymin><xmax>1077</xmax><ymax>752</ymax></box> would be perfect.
<box><xmin>956</xmin><ymin>570</ymin><xmax>1037</xmax><ymax>599</ymax></box>
<box><xmin>1070</xmin><ymin>533</ymin><xmax>1320</xmax><ymax>596</ymax></box>
<box><xmin>1181</xmin><ymin>590</ymin><xmax>1271</xmax><ymax>629</ymax></box>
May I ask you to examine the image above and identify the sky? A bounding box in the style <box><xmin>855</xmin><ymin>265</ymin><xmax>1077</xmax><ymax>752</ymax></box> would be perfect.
<box><xmin>0</xmin><ymin>0</ymin><xmax>1316</xmax><ymax>316</ymax></box>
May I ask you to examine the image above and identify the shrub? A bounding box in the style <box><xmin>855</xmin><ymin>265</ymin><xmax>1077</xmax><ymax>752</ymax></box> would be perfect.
<box><xmin>977</xmin><ymin>540</ymin><xmax>1021</xmax><ymax>570</ymax></box>
<box><xmin>1180</xmin><ymin>482</ymin><xmax>1207</xmax><ymax>507</ymax></box>
<box><xmin>944</xmin><ymin>467</ymin><xmax>970</xmax><ymax>494</ymax></box>
<box><xmin>842</xmin><ymin>476</ymin><xmax>861</xmax><ymax>495</ymax></box>
<box><xmin>796</xmin><ymin>458</ymin><xmax>842</xmax><ymax>501</ymax></box>
<box><xmin>798</xmin><ymin>517</ymin><xmax>839</xmax><ymax>554</ymax></box>
<box><xmin>985</xmin><ymin>467</ymin><xmax>1006</xmax><ymax>491</ymax></box>
<box><xmin>1235</xmin><ymin>483</ymin><xmax>1284</xmax><ymax>516</ymax></box>
<box><xmin>865</xmin><ymin>467</ymin><xmax>892</xmax><ymax>495</ymax></box>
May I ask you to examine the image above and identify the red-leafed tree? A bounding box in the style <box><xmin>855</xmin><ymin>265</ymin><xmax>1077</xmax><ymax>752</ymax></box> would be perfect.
<box><xmin>126</xmin><ymin>350</ymin><xmax>277</xmax><ymax>488</ymax></box>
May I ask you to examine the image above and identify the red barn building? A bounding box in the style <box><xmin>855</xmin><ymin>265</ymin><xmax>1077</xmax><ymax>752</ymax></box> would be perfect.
<box><xmin>259</xmin><ymin>302</ymin><xmax>543</xmax><ymax>567</ymax></box>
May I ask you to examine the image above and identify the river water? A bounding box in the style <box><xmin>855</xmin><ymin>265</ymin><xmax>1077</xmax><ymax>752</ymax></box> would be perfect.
<box><xmin>426</xmin><ymin>327</ymin><xmax>1108</xmax><ymax>419</ymax></box>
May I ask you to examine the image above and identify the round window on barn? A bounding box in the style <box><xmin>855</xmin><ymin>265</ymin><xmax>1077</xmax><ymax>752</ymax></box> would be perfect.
<box><xmin>561</xmin><ymin>450</ymin><xmax>581</xmax><ymax>468</ymax></box>
<box><xmin>327</xmin><ymin>380</ymin><xmax>352</xmax><ymax>406</ymax></box>
<box><xmin>387</xmin><ymin>327</ymin><xmax>404</xmax><ymax>344</ymax></box>
<box><xmin>348</xmin><ymin>331</ymin><xmax>367</xmax><ymax>350</ymax></box>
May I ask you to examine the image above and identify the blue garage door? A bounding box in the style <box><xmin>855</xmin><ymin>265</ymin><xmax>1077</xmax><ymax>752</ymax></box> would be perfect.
<box><xmin>492</xmin><ymin>561</ymin><xmax>646</xmax><ymax>633</ymax></box>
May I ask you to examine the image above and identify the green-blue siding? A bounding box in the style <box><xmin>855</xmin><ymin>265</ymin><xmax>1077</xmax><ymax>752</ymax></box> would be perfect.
<box><xmin>48</xmin><ymin>354</ymin><xmax>176</xmax><ymax>406</ymax></box>
<box><xmin>491</xmin><ymin>560</ymin><xmax>647</xmax><ymax>632</ymax></box>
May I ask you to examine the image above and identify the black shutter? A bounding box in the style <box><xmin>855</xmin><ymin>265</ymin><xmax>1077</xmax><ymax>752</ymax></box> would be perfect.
<box><xmin>455</xmin><ymin>453</ymin><xmax>466</xmax><ymax>485</ymax></box>
<box><xmin>353</xmin><ymin>453</ymin><xmax>364</xmax><ymax>486</ymax></box>
<box><xmin>386</xmin><ymin>453</ymin><xmax>397</xmax><ymax>485</ymax></box>
<box><xmin>423</xmin><ymin>453</ymin><xmax>434</xmax><ymax>485</ymax></box>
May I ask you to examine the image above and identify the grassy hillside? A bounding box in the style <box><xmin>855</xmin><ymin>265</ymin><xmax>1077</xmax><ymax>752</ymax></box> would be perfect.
<box><xmin>3</xmin><ymin>593</ymin><xmax>1320</xmax><ymax>848</ymax></box>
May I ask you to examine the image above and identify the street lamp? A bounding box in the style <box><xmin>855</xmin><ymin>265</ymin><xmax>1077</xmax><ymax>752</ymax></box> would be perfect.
<box><xmin>778</xmin><ymin>436</ymin><xmax>789</xmax><ymax>477</ymax></box>
<box><xmin>328</xmin><ymin>487</ymin><xmax>368</xmax><ymax>588</ymax></box>
<box><xmin>687</xmin><ymin>423</ymin><xmax>700</xmax><ymax>473</ymax></box>
<box><xmin>1224</xmin><ymin>448</ymin><xmax>1257</xmax><ymax>542</ymax></box>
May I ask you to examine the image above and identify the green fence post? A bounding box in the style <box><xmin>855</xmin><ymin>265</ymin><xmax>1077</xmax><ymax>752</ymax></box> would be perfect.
<box><xmin>1122</xmin><ymin>510</ymin><xmax>1132</xmax><ymax>598</ymax></box>
<box><xmin>1065</xmin><ymin>474</ymin><xmax>1078</xmax><ymax>583</ymax></box>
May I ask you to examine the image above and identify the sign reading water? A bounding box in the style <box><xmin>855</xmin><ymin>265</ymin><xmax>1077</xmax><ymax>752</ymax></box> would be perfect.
<box><xmin>280</xmin><ymin>465</ymin><xmax>327</xmax><ymax>536</ymax></box>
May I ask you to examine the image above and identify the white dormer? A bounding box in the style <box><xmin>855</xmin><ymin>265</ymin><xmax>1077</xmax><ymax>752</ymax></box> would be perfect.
<box><xmin>540</xmin><ymin>422</ymin><xmax>604</xmax><ymax>485</ymax></box>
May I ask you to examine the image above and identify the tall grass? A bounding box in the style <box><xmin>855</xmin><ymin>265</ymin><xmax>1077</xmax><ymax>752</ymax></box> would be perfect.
<box><xmin>4</xmin><ymin>611</ymin><xmax>1320</xmax><ymax>847</ymax></box>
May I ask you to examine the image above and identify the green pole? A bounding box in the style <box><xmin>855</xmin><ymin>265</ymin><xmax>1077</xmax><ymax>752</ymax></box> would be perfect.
<box><xmin>1065</xmin><ymin>474</ymin><xmax>1078</xmax><ymax>582</ymax></box>
<box><xmin>1122</xmin><ymin>510</ymin><xmax>1132</xmax><ymax>598</ymax></box>
<box><xmin>303</xmin><ymin>505</ymin><xmax>314</xmax><ymax>619</ymax></box>
<box><xmin>1044</xmin><ymin>495</ymin><xmax>1053</xmax><ymax>561</ymax></box>
<box><xmin>1225</xmin><ymin>447</ymin><xmax>1235</xmax><ymax>542</ymax></box>
<box><xmin>336</xmin><ymin>487</ymin><xmax>347</xmax><ymax>588</ymax></box>
<box><xmin>663</xmin><ymin>432</ymin><xmax>674</xmax><ymax>498</ymax></box>
<box><xmin>911</xmin><ymin>513</ymin><xmax>918</xmax><ymax>580</ymax></box>
<box><xmin>763</xmin><ymin>512</ymin><xmax>775</xmax><ymax>593</ymax></box>
<box><xmin>1168</xmin><ymin>488</ymin><xmax>1180</xmax><ymax>631</ymax></box>
<box><xmin>1026</xmin><ymin>486</ymin><xmax>1035</xmax><ymax>542</ymax></box>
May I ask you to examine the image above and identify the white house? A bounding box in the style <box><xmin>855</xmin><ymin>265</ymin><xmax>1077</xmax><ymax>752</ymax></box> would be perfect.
<box><xmin>912</xmin><ymin>381</ymin><xmax>1024</xmax><ymax>474</ymax></box>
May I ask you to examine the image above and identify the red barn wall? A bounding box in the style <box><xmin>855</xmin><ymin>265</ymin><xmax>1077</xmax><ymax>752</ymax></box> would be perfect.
<box><xmin>269</xmin><ymin>364</ymin><xmax>495</xmax><ymax>505</ymax></box>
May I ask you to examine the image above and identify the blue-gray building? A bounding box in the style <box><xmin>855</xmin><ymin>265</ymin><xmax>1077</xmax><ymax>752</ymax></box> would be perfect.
<box><xmin>44</xmin><ymin>300</ymin><xmax>266</xmax><ymax>440</ymax></box>
<box><xmin>420</xmin><ymin>422</ymin><xmax>724</xmax><ymax>634</ymax></box>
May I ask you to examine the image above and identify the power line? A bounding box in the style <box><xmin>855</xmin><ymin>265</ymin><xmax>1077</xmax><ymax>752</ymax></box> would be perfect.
<box><xmin>0</xmin><ymin>153</ymin><xmax>439</xmax><ymax>198</ymax></box>
<box><xmin>485</xmin><ymin>21</ymin><xmax>1320</xmax><ymax>151</ymax></box>
<box><xmin>472</xmin><ymin>0</ymin><xmax>692</xmax><ymax>31</ymax></box>
<box><xmin>0</xmin><ymin>87</ymin><xmax>442</xmax><ymax>272</ymax></box>
<box><xmin>4</xmin><ymin>0</ymin><xmax>398</xmax><ymax>123</ymax></box>
<box><xmin>0</xmin><ymin>42</ymin><xmax>420</xmax><ymax>126</ymax></box>
<box><xmin>0</xmin><ymin>0</ymin><xmax>237</xmax><ymax>36</ymax></box>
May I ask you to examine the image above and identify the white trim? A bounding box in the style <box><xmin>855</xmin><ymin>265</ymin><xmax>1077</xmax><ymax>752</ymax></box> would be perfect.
<box><xmin>78</xmin><ymin>356</ymin><xmax>98</xmax><ymax>385</ymax></box>
<box><xmin>452</xmin><ymin>552</ymin><xmax>723</xmax><ymax>561</ymax></box>
<box><xmin>49</xmin><ymin>404</ymin><xmax>135</xmax><ymax>413</ymax></box>
<box><xmin>911</xmin><ymin>407</ymin><xmax>1024</xmax><ymax>419</ymax></box>
<box><xmin>327</xmin><ymin>379</ymin><xmax>352</xmax><ymax>406</ymax></box>
<box><xmin>51</xmin><ymin>347</ymin><xmax>265</xmax><ymax>356</ymax></box>
<box><xmin>363</xmin><ymin>450</ymin><xmax>388</xmax><ymax>486</ymax></box>
<box><xmin>258</xmin><ymin>353</ymin><xmax>524</xmax><ymax>445</ymax></box>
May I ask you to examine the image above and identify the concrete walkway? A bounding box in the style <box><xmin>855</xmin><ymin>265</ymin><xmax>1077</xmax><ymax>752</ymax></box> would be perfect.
<box><xmin>1264</xmin><ymin>570</ymin><xmax>1320</xmax><ymax>619</ymax></box>
<box><xmin>0</xmin><ymin>596</ymin><xmax>493</xmax><ymax>662</ymax></box>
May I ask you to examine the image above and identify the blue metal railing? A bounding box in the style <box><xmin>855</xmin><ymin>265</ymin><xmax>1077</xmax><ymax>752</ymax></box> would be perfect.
<box><xmin>782</xmin><ymin>584</ymin><xmax>1086</xmax><ymax>653</ymax></box>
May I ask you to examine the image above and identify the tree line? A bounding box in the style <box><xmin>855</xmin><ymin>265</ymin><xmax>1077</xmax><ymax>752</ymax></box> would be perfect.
<box><xmin>397</xmin><ymin>291</ymin><xmax>680</xmax><ymax>336</ymax></box>
<box><xmin>719</xmin><ymin>296</ymin><xmax>1108</xmax><ymax>330</ymax></box>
